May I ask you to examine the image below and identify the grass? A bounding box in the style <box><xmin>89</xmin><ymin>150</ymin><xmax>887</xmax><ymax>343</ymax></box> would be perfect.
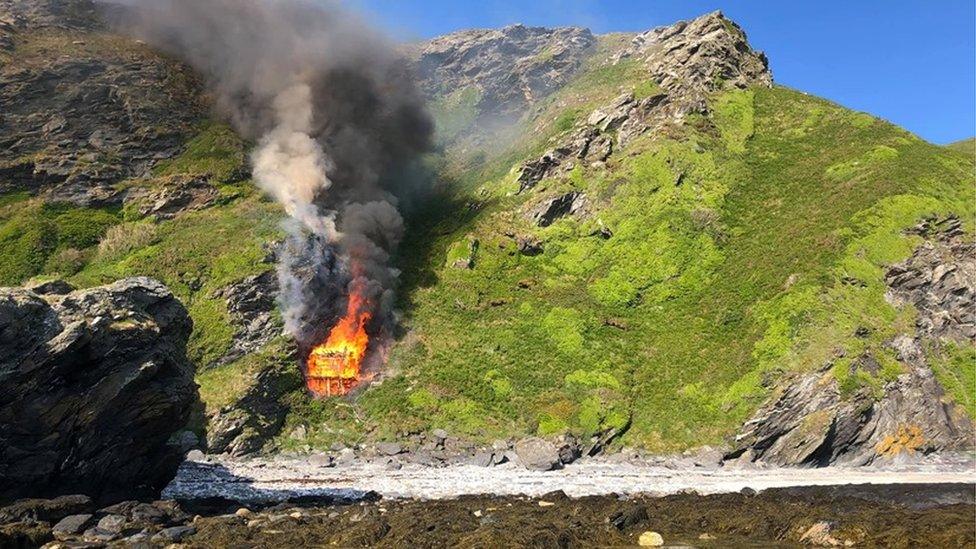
<box><xmin>302</xmin><ymin>84</ymin><xmax>976</xmax><ymax>451</ymax></box>
<box><xmin>0</xmin><ymin>198</ymin><xmax>121</xmax><ymax>284</ymax></box>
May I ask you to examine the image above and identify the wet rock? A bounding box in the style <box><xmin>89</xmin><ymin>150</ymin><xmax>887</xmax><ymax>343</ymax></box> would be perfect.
<box><xmin>514</xmin><ymin>437</ymin><xmax>561</xmax><ymax>471</ymax></box>
<box><xmin>0</xmin><ymin>278</ymin><xmax>197</xmax><ymax>503</ymax></box>
<box><xmin>95</xmin><ymin>514</ymin><xmax>125</xmax><ymax>535</ymax></box>
<box><xmin>51</xmin><ymin>513</ymin><xmax>93</xmax><ymax>540</ymax></box>
<box><xmin>0</xmin><ymin>495</ymin><xmax>93</xmax><ymax>524</ymax></box>
<box><xmin>153</xmin><ymin>525</ymin><xmax>195</xmax><ymax>542</ymax></box>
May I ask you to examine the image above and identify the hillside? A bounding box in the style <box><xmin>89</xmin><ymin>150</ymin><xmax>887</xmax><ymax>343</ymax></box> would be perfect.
<box><xmin>0</xmin><ymin>3</ymin><xmax>972</xmax><ymax>462</ymax></box>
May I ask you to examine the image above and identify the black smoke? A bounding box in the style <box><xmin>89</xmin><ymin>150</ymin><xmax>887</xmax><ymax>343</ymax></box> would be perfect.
<box><xmin>109</xmin><ymin>0</ymin><xmax>433</xmax><ymax>355</ymax></box>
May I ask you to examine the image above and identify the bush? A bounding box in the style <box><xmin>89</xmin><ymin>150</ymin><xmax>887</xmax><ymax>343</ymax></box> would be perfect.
<box><xmin>97</xmin><ymin>221</ymin><xmax>159</xmax><ymax>261</ymax></box>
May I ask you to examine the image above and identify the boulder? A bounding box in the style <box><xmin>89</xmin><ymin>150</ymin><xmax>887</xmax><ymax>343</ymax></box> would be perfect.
<box><xmin>0</xmin><ymin>277</ymin><xmax>198</xmax><ymax>503</ymax></box>
<box><xmin>514</xmin><ymin>437</ymin><xmax>561</xmax><ymax>471</ymax></box>
<box><xmin>52</xmin><ymin>514</ymin><xmax>93</xmax><ymax>540</ymax></box>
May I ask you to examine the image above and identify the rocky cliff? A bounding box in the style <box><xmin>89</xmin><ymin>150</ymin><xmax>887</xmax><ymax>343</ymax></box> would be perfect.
<box><xmin>0</xmin><ymin>277</ymin><xmax>198</xmax><ymax>503</ymax></box>
<box><xmin>0</xmin><ymin>0</ymin><xmax>202</xmax><ymax>206</ymax></box>
<box><xmin>728</xmin><ymin>217</ymin><xmax>975</xmax><ymax>466</ymax></box>
<box><xmin>412</xmin><ymin>24</ymin><xmax>596</xmax><ymax>119</ymax></box>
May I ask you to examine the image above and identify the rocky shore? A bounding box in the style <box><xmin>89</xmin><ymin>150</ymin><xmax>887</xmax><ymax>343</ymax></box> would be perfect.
<box><xmin>3</xmin><ymin>482</ymin><xmax>973</xmax><ymax>547</ymax></box>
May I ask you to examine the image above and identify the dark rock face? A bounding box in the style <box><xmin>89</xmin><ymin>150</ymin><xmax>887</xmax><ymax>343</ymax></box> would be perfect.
<box><xmin>0</xmin><ymin>277</ymin><xmax>198</xmax><ymax>503</ymax></box>
<box><xmin>728</xmin><ymin>218</ymin><xmax>975</xmax><ymax>466</ymax></box>
<box><xmin>210</xmin><ymin>270</ymin><xmax>281</xmax><ymax>366</ymax></box>
<box><xmin>0</xmin><ymin>0</ymin><xmax>202</xmax><ymax>206</ymax></box>
<box><xmin>412</xmin><ymin>24</ymin><xmax>596</xmax><ymax>118</ymax></box>
<box><xmin>527</xmin><ymin>191</ymin><xmax>587</xmax><ymax>227</ymax></box>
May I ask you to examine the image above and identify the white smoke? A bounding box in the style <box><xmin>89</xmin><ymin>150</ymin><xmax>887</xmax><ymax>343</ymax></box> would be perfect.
<box><xmin>252</xmin><ymin>83</ymin><xmax>337</xmax><ymax>237</ymax></box>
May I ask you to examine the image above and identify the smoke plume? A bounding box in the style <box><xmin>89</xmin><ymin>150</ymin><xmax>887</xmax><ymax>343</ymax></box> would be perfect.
<box><xmin>111</xmin><ymin>0</ymin><xmax>432</xmax><ymax>359</ymax></box>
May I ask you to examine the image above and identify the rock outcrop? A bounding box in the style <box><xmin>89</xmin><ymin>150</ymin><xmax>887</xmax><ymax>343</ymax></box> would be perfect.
<box><xmin>412</xmin><ymin>24</ymin><xmax>596</xmax><ymax>118</ymax></box>
<box><xmin>210</xmin><ymin>270</ymin><xmax>281</xmax><ymax>366</ymax></box>
<box><xmin>0</xmin><ymin>0</ymin><xmax>202</xmax><ymax>206</ymax></box>
<box><xmin>206</xmin><ymin>359</ymin><xmax>302</xmax><ymax>457</ymax></box>
<box><xmin>0</xmin><ymin>277</ymin><xmax>198</xmax><ymax>503</ymax></box>
<box><xmin>515</xmin><ymin>11</ymin><xmax>772</xmax><ymax>191</ymax></box>
<box><xmin>727</xmin><ymin>217</ymin><xmax>975</xmax><ymax>466</ymax></box>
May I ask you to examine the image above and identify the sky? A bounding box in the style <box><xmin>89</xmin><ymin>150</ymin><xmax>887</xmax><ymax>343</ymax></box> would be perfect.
<box><xmin>350</xmin><ymin>0</ymin><xmax>976</xmax><ymax>145</ymax></box>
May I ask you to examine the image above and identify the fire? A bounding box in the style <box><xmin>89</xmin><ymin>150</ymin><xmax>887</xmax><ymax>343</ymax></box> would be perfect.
<box><xmin>305</xmin><ymin>290</ymin><xmax>371</xmax><ymax>397</ymax></box>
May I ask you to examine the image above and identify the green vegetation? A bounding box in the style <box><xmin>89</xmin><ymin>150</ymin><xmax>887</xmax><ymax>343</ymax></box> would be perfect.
<box><xmin>323</xmin><ymin>85</ymin><xmax>975</xmax><ymax>451</ymax></box>
<box><xmin>154</xmin><ymin>122</ymin><xmax>248</xmax><ymax>183</ymax></box>
<box><xmin>0</xmin><ymin>198</ymin><xmax>121</xmax><ymax>284</ymax></box>
<box><xmin>946</xmin><ymin>137</ymin><xmax>975</xmax><ymax>158</ymax></box>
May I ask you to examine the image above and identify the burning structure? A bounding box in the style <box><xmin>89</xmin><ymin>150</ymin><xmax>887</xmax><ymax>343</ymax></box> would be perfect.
<box><xmin>117</xmin><ymin>0</ymin><xmax>433</xmax><ymax>396</ymax></box>
<box><xmin>305</xmin><ymin>287</ymin><xmax>372</xmax><ymax>396</ymax></box>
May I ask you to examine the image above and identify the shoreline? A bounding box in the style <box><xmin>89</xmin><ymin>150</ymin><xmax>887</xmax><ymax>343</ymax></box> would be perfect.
<box><xmin>164</xmin><ymin>453</ymin><xmax>976</xmax><ymax>503</ymax></box>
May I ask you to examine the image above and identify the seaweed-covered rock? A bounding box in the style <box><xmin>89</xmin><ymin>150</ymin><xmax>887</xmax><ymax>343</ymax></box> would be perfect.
<box><xmin>0</xmin><ymin>277</ymin><xmax>198</xmax><ymax>503</ymax></box>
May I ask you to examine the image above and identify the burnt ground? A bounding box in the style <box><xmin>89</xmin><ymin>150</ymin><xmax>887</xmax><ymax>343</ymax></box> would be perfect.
<box><xmin>183</xmin><ymin>484</ymin><xmax>975</xmax><ymax>548</ymax></box>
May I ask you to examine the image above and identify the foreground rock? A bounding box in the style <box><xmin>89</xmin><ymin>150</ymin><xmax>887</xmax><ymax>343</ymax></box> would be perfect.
<box><xmin>728</xmin><ymin>217</ymin><xmax>975</xmax><ymax>466</ymax></box>
<box><xmin>0</xmin><ymin>277</ymin><xmax>198</xmax><ymax>503</ymax></box>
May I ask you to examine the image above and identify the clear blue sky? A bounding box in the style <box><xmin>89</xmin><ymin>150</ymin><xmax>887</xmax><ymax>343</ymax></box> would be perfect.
<box><xmin>351</xmin><ymin>0</ymin><xmax>976</xmax><ymax>144</ymax></box>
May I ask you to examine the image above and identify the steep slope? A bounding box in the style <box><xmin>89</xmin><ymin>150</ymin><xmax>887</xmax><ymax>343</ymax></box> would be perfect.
<box><xmin>0</xmin><ymin>3</ymin><xmax>971</xmax><ymax>461</ymax></box>
<box><xmin>283</xmin><ymin>12</ymin><xmax>973</xmax><ymax>457</ymax></box>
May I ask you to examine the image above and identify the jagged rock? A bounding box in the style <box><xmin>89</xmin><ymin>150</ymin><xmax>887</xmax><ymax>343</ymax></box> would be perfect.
<box><xmin>527</xmin><ymin>191</ymin><xmax>587</xmax><ymax>227</ymax></box>
<box><xmin>412</xmin><ymin>25</ymin><xmax>596</xmax><ymax>118</ymax></box>
<box><xmin>51</xmin><ymin>514</ymin><xmax>93</xmax><ymax>540</ymax></box>
<box><xmin>515</xmin><ymin>11</ymin><xmax>772</xmax><ymax>183</ymax></box>
<box><xmin>0</xmin><ymin>0</ymin><xmax>201</xmax><ymax>205</ymax></box>
<box><xmin>0</xmin><ymin>278</ymin><xmax>197</xmax><ymax>503</ymax></box>
<box><xmin>728</xmin><ymin>220</ymin><xmax>974</xmax><ymax>466</ymax></box>
<box><xmin>206</xmin><ymin>358</ymin><xmax>303</xmax><ymax>457</ymax></box>
<box><xmin>124</xmin><ymin>175</ymin><xmax>221</xmax><ymax>220</ymax></box>
<box><xmin>514</xmin><ymin>437</ymin><xmax>561</xmax><ymax>471</ymax></box>
<box><xmin>211</xmin><ymin>270</ymin><xmax>280</xmax><ymax>366</ymax></box>
<box><xmin>25</xmin><ymin>279</ymin><xmax>75</xmax><ymax>295</ymax></box>
<box><xmin>886</xmin><ymin>216</ymin><xmax>975</xmax><ymax>341</ymax></box>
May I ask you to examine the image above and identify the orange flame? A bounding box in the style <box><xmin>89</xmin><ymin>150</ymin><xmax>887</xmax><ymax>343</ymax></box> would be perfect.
<box><xmin>306</xmin><ymin>290</ymin><xmax>371</xmax><ymax>397</ymax></box>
